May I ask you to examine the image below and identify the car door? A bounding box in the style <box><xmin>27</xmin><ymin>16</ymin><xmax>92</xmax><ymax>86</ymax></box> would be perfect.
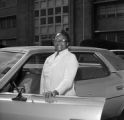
<box><xmin>0</xmin><ymin>93</ymin><xmax>105</xmax><ymax>120</ymax></box>
<box><xmin>74</xmin><ymin>52</ymin><xmax>124</xmax><ymax>119</ymax></box>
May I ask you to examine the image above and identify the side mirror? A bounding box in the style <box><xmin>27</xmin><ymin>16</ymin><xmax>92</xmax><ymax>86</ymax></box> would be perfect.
<box><xmin>11</xmin><ymin>81</ymin><xmax>27</xmax><ymax>101</ymax></box>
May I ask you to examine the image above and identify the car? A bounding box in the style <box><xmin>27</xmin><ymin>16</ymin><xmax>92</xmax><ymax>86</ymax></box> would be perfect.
<box><xmin>0</xmin><ymin>46</ymin><xmax>124</xmax><ymax>120</ymax></box>
<box><xmin>110</xmin><ymin>49</ymin><xmax>124</xmax><ymax>60</ymax></box>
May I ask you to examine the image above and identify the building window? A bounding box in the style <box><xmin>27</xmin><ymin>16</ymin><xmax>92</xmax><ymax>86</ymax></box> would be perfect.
<box><xmin>48</xmin><ymin>0</ymin><xmax>54</xmax><ymax>8</ymax></box>
<box><xmin>34</xmin><ymin>0</ymin><xmax>69</xmax><ymax>46</ymax></box>
<box><xmin>55</xmin><ymin>16</ymin><xmax>61</xmax><ymax>23</ymax></box>
<box><xmin>0</xmin><ymin>16</ymin><xmax>16</xmax><ymax>29</ymax></box>
<box><xmin>0</xmin><ymin>0</ymin><xmax>6</xmax><ymax>8</ymax></box>
<box><xmin>117</xmin><ymin>32</ymin><xmax>124</xmax><ymax>43</ymax></box>
<box><xmin>34</xmin><ymin>1</ymin><xmax>40</xmax><ymax>9</ymax></box>
<box><xmin>107</xmin><ymin>32</ymin><xmax>115</xmax><ymax>42</ymax></box>
<box><xmin>41</xmin><ymin>35</ymin><xmax>48</xmax><ymax>40</ymax></box>
<box><xmin>55</xmin><ymin>7</ymin><xmax>61</xmax><ymax>14</ymax></box>
<box><xmin>48</xmin><ymin>17</ymin><xmax>53</xmax><ymax>24</ymax></box>
<box><xmin>40</xmin><ymin>9</ymin><xmax>46</xmax><ymax>16</ymax></box>
<box><xmin>116</xmin><ymin>4</ymin><xmax>124</xmax><ymax>18</ymax></box>
<box><xmin>40</xmin><ymin>0</ymin><xmax>47</xmax><ymax>8</ymax></box>
<box><xmin>63</xmin><ymin>6</ymin><xmax>69</xmax><ymax>13</ymax></box>
<box><xmin>106</xmin><ymin>5</ymin><xmax>116</xmax><ymax>18</ymax></box>
<box><xmin>35</xmin><ymin>35</ymin><xmax>39</xmax><ymax>42</ymax></box>
<box><xmin>40</xmin><ymin>18</ymin><xmax>46</xmax><ymax>25</ymax></box>
<box><xmin>48</xmin><ymin>8</ymin><xmax>53</xmax><ymax>15</ymax></box>
<box><xmin>34</xmin><ymin>10</ymin><xmax>39</xmax><ymax>17</ymax></box>
<box><xmin>97</xmin><ymin>6</ymin><xmax>106</xmax><ymax>19</ymax></box>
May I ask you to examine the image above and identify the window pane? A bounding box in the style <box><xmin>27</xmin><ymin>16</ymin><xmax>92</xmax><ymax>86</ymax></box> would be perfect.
<box><xmin>35</xmin><ymin>35</ymin><xmax>39</xmax><ymax>42</ymax></box>
<box><xmin>55</xmin><ymin>0</ymin><xmax>62</xmax><ymax>6</ymax></box>
<box><xmin>63</xmin><ymin>6</ymin><xmax>69</xmax><ymax>13</ymax></box>
<box><xmin>63</xmin><ymin>15</ymin><xmax>68</xmax><ymax>24</ymax></box>
<box><xmin>34</xmin><ymin>10</ymin><xmax>39</xmax><ymax>17</ymax></box>
<box><xmin>0</xmin><ymin>52</ymin><xmax>24</xmax><ymax>79</ymax></box>
<box><xmin>40</xmin><ymin>26</ymin><xmax>47</xmax><ymax>34</ymax></box>
<box><xmin>55</xmin><ymin>16</ymin><xmax>61</xmax><ymax>23</ymax></box>
<box><xmin>40</xmin><ymin>9</ymin><xmax>46</xmax><ymax>16</ymax></box>
<box><xmin>35</xmin><ymin>27</ymin><xmax>39</xmax><ymax>34</ymax></box>
<box><xmin>63</xmin><ymin>0</ymin><xmax>68</xmax><ymax>5</ymax></box>
<box><xmin>48</xmin><ymin>17</ymin><xmax>53</xmax><ymax>24</ymax></box>
<box><xmin>55</xmin><ymin>7</ymin><xmax>61</xmax><ymax>14</ymax></box>
<box><xmin>74</xmin><ymin>52</ymin><xmax>109</xmax><ymax>80</ymax></box>
<box><xmin>34</xmin><ymin>2</ymin><xmax>40</xmax><ymax>9</ymax></box>
<box><xmin>117</xmin><ymin>4</ymin><xmax>124</xmax><ymax>17</ymax></box>
<box><xmin>40</xmin><ymin>18</ymin><xmax>46</xmax><ymax>25</ymax></box>
<box><xmin>55</xmin><ymin>25</ymin><xmax>62</xmax><ymax>32</ymax></box>
<box><xmin>77</xmin><ymin>53</ymin><xmax>99</xmax><ymax>63</ymax></box>
<box><xmin>48</xmin><ymin>8</ymin><xmax>53</xmax><ymax>15</ymax></box>
<box><xmin>48</xmin><ymin>0</ymin><xmax>54</xmax><ymax>7</ymax></box>
<box><xmin>40</xmin><ymin>1</ymin><xmax>47</xmax><ymax>8</ymax></box>
<box><xmin>48</xmin><ymin>26</ymin><xmax>54</xmax><ymax>34</ymax></box>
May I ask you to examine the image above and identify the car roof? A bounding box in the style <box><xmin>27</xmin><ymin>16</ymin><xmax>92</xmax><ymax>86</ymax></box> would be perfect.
<box><xmin>110</xmin><ymin>49</ymin><xmax>124</xmax><ymax>52</ymax></box>
<box><xmin>1</xmin><ymin>46</ymin><xmax>124</xmax><ymax>70</ymax></box>
<box><xmin>0</xmin><ymin>46</ymin><xmax>109</xmax><ymax>53</ymax></box>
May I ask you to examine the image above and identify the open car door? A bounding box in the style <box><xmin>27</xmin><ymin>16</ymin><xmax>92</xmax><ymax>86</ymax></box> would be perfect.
<box><xmin>0</xmin><ymin>92</ymin><xmax>105</xmax><ymax>120</ymax></box>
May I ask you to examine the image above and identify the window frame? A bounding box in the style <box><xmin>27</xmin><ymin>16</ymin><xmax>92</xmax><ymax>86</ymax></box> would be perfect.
<box><xmin>73</xmin><ymin>52</ymin><xmax>110</xmax><ymax>81</ymax></box>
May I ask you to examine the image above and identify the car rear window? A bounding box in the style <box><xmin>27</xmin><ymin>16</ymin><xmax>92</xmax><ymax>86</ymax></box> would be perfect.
<box><xmin>102</xmin><ymin>51</ymin><xmax>124</xmax><ymax>70</ymax></box>
<box><xmin>74</xmin><ymin>52</ymin><xmax>110</xmax><ymax>80</ymax></box>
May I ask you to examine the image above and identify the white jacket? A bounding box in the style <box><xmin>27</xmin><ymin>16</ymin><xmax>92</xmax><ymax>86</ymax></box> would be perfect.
<box><xmin>40</xmin><ymin>49</ymin><xmax>79</xmax><ymax>96</ymax></box>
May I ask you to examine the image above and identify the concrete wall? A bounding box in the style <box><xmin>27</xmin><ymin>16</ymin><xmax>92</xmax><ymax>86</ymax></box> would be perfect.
<box><xmin>70</xmin><ymin>0</ymin><xmax>93</xmax><ymax>46</ymax></box>
<box><xmin>16</xmin><ymin>0</ymin><xmax>34</xmax><ymax>46</ymax></box>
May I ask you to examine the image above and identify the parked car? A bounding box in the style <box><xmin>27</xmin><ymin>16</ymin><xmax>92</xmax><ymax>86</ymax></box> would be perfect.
<box><xmin>0</xmin><ymin>46</ymin><xmax>124</xmax><ymax>120</ymax></box>
<box><xmin>110</xmin><ymin>49</ymin><xmax>124</xmax><ymax>60</ymax></box>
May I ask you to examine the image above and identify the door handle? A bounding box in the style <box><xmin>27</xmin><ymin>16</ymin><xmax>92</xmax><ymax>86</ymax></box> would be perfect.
<box><xmin>116</xmin><ymin>85</ymin><xmax>124</xmax><ymax>91</ymax></box>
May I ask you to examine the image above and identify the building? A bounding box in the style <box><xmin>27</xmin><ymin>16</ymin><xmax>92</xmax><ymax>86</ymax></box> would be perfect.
<box><xmin>0</xmin><ymin>0</ymin><xmax>124</xmax><ymax>47</ymax></box>
<box><xmin>0</xmin><ymin>0</ymin><xmax>93</xmax><ymax>46</ymax></box>
<box><xmin>34</xmin><ymin>0</ymin><xmax>69</xmax><ymax>45</ymax></box>
<box><xmin>0</xmin><ymin>0</ymin><xmax>17</xmax><ymax>46</ymax></box>
<box><xmin>93</xmin><ymin>0</ymin><xmax>124</xmax><ymax>43</ymax></box>
<box><xmin>34</xmin><ymin>0</ymin><xmax>93</xmax><ymax>46</ymax></box>
<box><xmin>0</xmin><ymin>0</ymin><xmax>34</xmax><ymax>47</ymax></box>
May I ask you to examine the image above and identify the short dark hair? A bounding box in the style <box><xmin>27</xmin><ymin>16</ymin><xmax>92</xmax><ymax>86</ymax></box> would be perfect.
<box><xmin>60</xmin><ymin>29</ymin><xmax>70</xmax><ymax>43</ymax></box>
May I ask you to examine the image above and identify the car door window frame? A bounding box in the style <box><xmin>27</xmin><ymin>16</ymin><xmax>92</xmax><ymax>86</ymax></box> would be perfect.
<box><xmin>1</xmin><ymin>52</ymin><xmax>52</xmax><ymax>94</ymax></box>
<box><xmin>73</xmin><ymin>52</ymin><xmax>110</xmax><ymax>81</ymax></box>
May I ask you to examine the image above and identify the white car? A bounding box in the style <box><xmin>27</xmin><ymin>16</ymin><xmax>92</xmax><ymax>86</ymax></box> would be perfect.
<box><xmin>0</xmin><ymin>46</ymin><xmax>124</xmax><ymax>120</ymax></box>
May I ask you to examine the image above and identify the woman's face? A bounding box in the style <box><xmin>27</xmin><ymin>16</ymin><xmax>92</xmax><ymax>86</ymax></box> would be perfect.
<box><xmin>53</xmin><ymin>33</ymin><xmax>68</xmax><ymax>52</ymax></box>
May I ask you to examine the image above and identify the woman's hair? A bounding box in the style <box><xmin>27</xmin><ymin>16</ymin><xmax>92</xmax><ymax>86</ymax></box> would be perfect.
<box><xmin>60</xmin><ymin>29</ymin><xmax>70</xmax><ymax>43</ymax></box>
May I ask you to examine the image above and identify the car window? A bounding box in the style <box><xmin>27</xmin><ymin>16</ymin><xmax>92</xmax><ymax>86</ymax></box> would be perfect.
<box><xmin>74</xmin><ymin>52</ymin><xmax>109</xmax><ymax>81</ymax></box>
<box><xmin>0</xmin><ymin>52</ymin><xmax>24</xmax><ymax>79</ymax></box>
<box><xmin>2</xmin><ymin>53</ymin><xmax>51</xmax><ymax>94</ymax></box>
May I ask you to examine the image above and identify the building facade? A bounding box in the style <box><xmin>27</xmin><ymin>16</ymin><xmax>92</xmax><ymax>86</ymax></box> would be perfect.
<box><xmin>0</xmin><ymin>0</ymin><xmax>34</xmax><ymax>47</ymax></box>
<box><xmin>0</xmin><ymin>0</ymin><xmax>124</xmax><ymax>47</ymax></box>
<box><xmin>0</xmin><ymin>0</ymin><xmax>17</xmax><ymax>46</ymax></box>
<box><xmin>0</xmin><ymin>0</ymin><xmax>93</xmax><ymax>46</ymax></box>
<box><xmin>93</xmin><ymin>0</ymin><xmax>124</xmax><ymax>43</ymax></box>
<box><xmin>34</xmin><ymin>0</ymin><xmax>69</xmax><ymax>45</ymax></box>
<box><xmin>34</xmin><ymin>0</ymin><xmax>93</xmax><ymax>46</ymax></box>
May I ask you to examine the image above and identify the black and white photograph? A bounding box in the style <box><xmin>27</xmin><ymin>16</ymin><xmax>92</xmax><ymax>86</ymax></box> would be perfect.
<box><xmin>0</xmin><ymin>0</ymin><xmax>124</xmax><ymax>120</ymax></box>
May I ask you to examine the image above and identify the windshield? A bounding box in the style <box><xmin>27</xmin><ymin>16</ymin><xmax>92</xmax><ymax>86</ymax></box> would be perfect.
<box><xmin>0</xmin><ymin>51</ymin><xmax>24</xmax><ymax>78</ymax></box>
